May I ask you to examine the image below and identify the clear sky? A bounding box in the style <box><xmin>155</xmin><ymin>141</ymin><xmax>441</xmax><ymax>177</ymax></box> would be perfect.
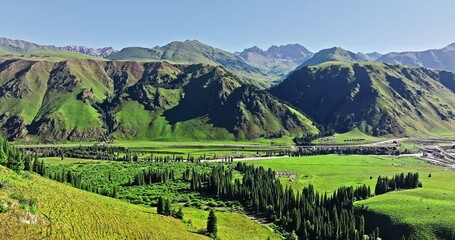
<box><xmin>3</xmin><ymin>0</ymin><xmax>455</xmax><ymax>53</ymax></box>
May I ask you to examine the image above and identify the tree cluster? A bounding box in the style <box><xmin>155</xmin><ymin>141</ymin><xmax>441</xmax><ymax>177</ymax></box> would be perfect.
<box><xmin>0</xmin><ymin>138</ymin><xmax>25</xmax><ymax>171</ymax></box>
<box><xmin>30</xmin><ymin>145</ymin><xmax>128</xmax><ymax>161</ymax></box>
<box><xmin>291</xmin><ymin>146</ymin><xmax>405</xmax><ymax>156</ymax></box>
<box><xmin>157</xmin><ymin>196</ymin><xmax>184</xmax><ymax>220</ymax></box>
<box><xmin>132</xmin><ymin>168</ymin><xmax>176</xmax><ymax>185</ymax></box>
<box><xmin>31</xmin><ymin>159</ymin><xmax>118</xmax><ymax>198</ymax></box>
<box><xmin>191</xmin><ymin>162</ymin><xmax>378</xmax><ymax>239</ymax></box>
<box><xmin>375</xmin><ymin>172</ymin><xmax>422</xmax><ymax>195</ymax></box>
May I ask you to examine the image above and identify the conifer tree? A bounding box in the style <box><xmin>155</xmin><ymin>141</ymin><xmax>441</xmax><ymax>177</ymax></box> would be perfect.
<box><xmin>207</xmin><ymin>209</ymin><xmax>218</xmax><ymax>238</ymax></box>
<box><xmin>157</xmin><ymin>197</ymin><xmax>164</xmax><ymax>215</ymax></box>
<box><xmin>164</xmin><ymin>198</ymin><xmax>171</xmax><ymax>216</ymax></box>
<box><xmin>0</xmin><ymin>145</ymin><xmax>7</xmax><ymax>166</ymax></box>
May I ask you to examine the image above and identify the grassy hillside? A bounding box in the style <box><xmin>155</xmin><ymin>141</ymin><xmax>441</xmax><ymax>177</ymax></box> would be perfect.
<box><xmin>357</xmin><ymin>188</ymin><xmax>455</xmax><ymax>239</ymax></box>
<box><xmin>0</xmin><ymin>59</ymin><xmax>317</xmax><ymax>142</ymax></box>
<box><xmin>182</xmin><ymin>207</ymin><xmax>280</xmax><ymax>240</ymax></box>
<box><xmin>271</xmin><ymin>61</ymin><xmax>455</xmax><ymax>137</ymax></box>
<box><xmin>247</xmin><ymin>155</ymin><xmax>455</xmax><ymax>239</ymax></box>
<box><xmin>0</xmin><ymin>166</ymin><xmax>206</xmax><ymax>239</ymax></box>
<box><xmin>299</xmin><ymin>47</ymin><xmax>365</xmax><ymax>67</ymax></box>
<box><xmin>37</xmin><ymin>157</ymin><xmax>281</xmax><ymax>240</ymax></box>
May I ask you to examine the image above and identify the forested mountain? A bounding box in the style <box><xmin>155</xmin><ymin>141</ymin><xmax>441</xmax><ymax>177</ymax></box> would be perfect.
<box><xmin>378</xmin><ymin>43</ymin><xmax>455</xmax><ymax>71</ymax></box>
<box><xmin>236</xmin><ymin>44</ymin><xmax>313</xmax><ymax>78</ymax></box>
<box><xmin>0</xmin><ymin>59</ymin><xmax>317</xmax><ymax>142</ymax></box>
<box><xmin>270</xmin><ymin>61</ymin><xmax>455</xmax><ymax>136</ymax></box>
<box><xmin>0</xmin><ymin>37</ymin><xmax>116</xmax><ymax>57</ymax></box>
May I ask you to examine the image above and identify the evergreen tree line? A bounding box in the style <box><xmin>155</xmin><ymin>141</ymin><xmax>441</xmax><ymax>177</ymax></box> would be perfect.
<box><xmin>375</xmin><ymin>172</ymin><xmax>422</xmax><ymax>195</ymax></box>
<box><xmin>191</xmin><ymin>162</ymin><xmax>378</xmax><ymax>239</ymax></box>
<box><xmin>29</xmin><ymin>146</ymin><xmax>128</xmax><ymax>161</ymax></box>
<box><xmin>132</xmin><ymin>168</ymin><xmax>176</xmax><ymax>185</ymax></box>
<box><xmin>31</xmin><ymin>159</ymin><xmax>118</xmax><ymax>198</ymax></box>
<box><xmin>291</xmin><ymin>146</ymin><xmax>407</xmax><ymax>157</ymax></box>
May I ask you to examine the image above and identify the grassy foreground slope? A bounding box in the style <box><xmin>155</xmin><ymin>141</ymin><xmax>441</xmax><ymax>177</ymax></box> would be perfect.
<box><xmin>178</xmin><ymin>207</ymin><xmax>280</xmax><ymax>240</ymax></box>
<box><xmin>247</xmin><ymin>155</ymin><xmax>455</xmax><ymax>239</ymax></box>
<box><xmin>0</xmin><ymin>166</ymin><xmax>206</xmax><ymax>240</ymax></box>
<box><xmin>357</xmin><ymin>188</ymin><xmax>455</xmax><ymax>239</ymax></box>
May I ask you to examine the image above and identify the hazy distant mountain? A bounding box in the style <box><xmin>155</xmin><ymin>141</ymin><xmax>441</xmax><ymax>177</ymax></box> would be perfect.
<box><xmin>378</xmin><ymin>43</ymin><xmax>455</xmax><ymax>71</ymax></box>
<box><xmin>61</xmin><ymin>45</ymin><xmax>117</xmax><ymax>58</ymax></box>
<box><xmin>357</xmin><ymin>52</ymin><xmax>383</xmax><ymax>61</ymax></box>
<box><xmin>300</xmin><ymin>47</ymin><xmax>366</xmax><ymax>67</ymax></box>
<box><xmin>0</xmin><ymin>37</ymin><xmax>117</xmax><ymax>57</ymax></box>
<box><xmin>237</xmin><ymin>44</ymin><xmax>313</xmax><ymax>78</ymax></box>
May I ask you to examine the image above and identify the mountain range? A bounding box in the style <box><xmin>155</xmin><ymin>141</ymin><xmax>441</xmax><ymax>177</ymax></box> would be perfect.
<box><xmin>0</xmin><ymin>37</ymin><xmax>116</xmax><ymax>57</ymax></box>
<box><xmin>235</xmin><ymin>44</ymin><xmax>313</xmax><ymax>78</ymax></box>
<box><xmin>2</xmin><ymin>36</ymin><xmax>455</xmax><ymax>142</ymax></box>
<box><xmin>106</xmin><ymin>40</ymin><xmax>271</xmax><ymax>86</ymax></box>
<box><xmin>378</xmin><ymin>43</ymin><xmax>455</xmax><ymax>71</ymax></box>
<box><xmin>270</xmin><ymin>61</ymin><xmax>455</xmax><ymax>136</ymax></box>
<box><xmin>3</xmin><ymin>36</ymin><xmax>455</xmax><ymax>79</ymax></box>
<box><xmin>0</xmin><ymin>59</ymin><xmax>317</xmax><ymax>142</ymax></box>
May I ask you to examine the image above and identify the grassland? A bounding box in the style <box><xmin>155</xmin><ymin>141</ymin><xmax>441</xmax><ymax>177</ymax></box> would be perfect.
<box><xmin>246</xmin><ymin>155</ymin><xmax>447</xmax><ymax>192</ymax></box>
<box><xmin>0</xmin><ymin>166</ymin><xmax>207</xmax><ymax>240</ymax></box>
<box><xmin>177</xmin><ymin>207</ymin><xmax>280</xmax><ymax>240</ymax></box>
<box><xmin>358</xmin><ymin>188</ymin><xmax>455</xmax><ymax>239</ymax></box>
<box><xmin>37</xmin><ymin>158</ymin><xmax>280</xmax><ymax>239</ymax></box>
<box><xmin>246</xmin><ymin>155</ymin><xmax>455</xmax><ymax>239</ymax></box>
<box><xmin>313</xmin><ymin>128</ymin><xmax>385</xmax><ymax>145</ymax></box>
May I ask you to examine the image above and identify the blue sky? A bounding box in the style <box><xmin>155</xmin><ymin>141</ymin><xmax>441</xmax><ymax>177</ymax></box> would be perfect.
<box><xmin>3</xmin><ymin>0</ymin><xmax>455</xmax><ymax>53</ymax></box>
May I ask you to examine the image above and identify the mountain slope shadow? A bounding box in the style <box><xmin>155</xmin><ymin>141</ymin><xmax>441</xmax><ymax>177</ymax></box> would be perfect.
<box><xmin>163</xmin><ymin>70</ymin><xmax>222</xmax><ymax>124</ymax></box>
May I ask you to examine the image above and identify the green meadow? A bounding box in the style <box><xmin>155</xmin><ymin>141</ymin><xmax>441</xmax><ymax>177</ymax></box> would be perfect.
<box><xmin>247</xmin><ymin>155</ymin><xmax>455</xmax><ymax>239</ymax></box>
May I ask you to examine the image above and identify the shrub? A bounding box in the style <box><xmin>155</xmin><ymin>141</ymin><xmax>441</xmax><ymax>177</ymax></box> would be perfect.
<box><xmin>0</xmin><ymin>201</ymin><xmax>8</xmax><ymax>213</ymax></box>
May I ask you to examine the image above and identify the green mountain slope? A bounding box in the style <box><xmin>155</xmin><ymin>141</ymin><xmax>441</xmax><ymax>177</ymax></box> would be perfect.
<box><xmin>107</xmin><ymin>40</ymin><xmax>270</xmax><ymax>86</ymax></box>
<box><xmin>0</xmin><ymin>59</ymin><xmax>317</xmax><ymax>142</ymax></box>
<box><xmin>299</xmin><ymin>47</ymin><xmax>366</xmax><ymax>67</ymax></box>
<box><xmin>378</xmin><ymin>43</ymin><xmax>455</xmax><ymax>71</ymax></box>
<box><xmin>270</xmin><ymin>61</ymin><xmax>455</xmax><ymax>136</ymax></box>
<box><xmin>0</xmin><ymin>166</ymin><xmax>206</xmax><ymax>239</ymax></box>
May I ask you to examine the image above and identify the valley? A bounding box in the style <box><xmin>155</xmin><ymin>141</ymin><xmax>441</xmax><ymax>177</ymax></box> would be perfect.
<box><xmin>1</xmin><ymin>32</ymin><xmax>455</xmax><ymax>240</ymax></box>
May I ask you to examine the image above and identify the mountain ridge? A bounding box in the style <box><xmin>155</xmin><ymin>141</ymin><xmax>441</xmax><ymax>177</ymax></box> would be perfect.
<box><xmin>236</xmin><ymin>44</ymin><xmax>313</xmax><ymax>78</ymax></box>
<box><xmin>378</xmin><ymin>42</ymin><xmax>455</xmax><ymax>71</ymax></box>
<box><xmin>0</xmin><ymin>58</ymin><xmax>317</xmax><ymax>142</ymax></box>
<box><xmin>0</xmin><ymin>37</ymin><xmax>117</xmax><ymax>57</ymax></box>
<box><xmin>106</xmin><ymin>40</ymin><xmax>271</xmax><ymax>86</ymax></box>
<box><xmin>270</xmin><ymin>61</ymin><xmax>455</xmax><ymax>137</ymax></box>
